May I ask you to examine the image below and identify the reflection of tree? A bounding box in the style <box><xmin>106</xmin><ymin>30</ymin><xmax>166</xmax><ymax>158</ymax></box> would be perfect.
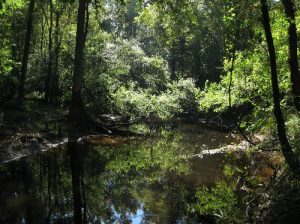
<box><xmin>0</xmin><ymin>129</ymin><xmax>197</xmax><ymax>223</ymax></box>
<box><xmin>131</xmin><ymin>180</ymin><xmax>189</xmax><ymax>223</ymax></box>
<box><xmin>104</xmin><ymin>130</ymin><xmax>193</xmax><ymax>178</ymax></box>
<box><xmin>68</xmin><ymin>141</ymin><xmax>88</xmax><ymax>224</ymax></box>
<box><xmin>97</xmin><ymin>129</ymin><xmax>195</xmax><ymax>223</ymax></box>
<box><xmin>0</xmin><ymin>158</ymin><xmax>47</xmax><ymax>223</ymax></box>
<box><xmin>0</xmin><ymin>144</ymin><xmax>77</xmax><ymax>223</ymax></box>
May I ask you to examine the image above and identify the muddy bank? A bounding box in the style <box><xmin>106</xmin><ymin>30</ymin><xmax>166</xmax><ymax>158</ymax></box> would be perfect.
<box><xmin>0</xmin><ymin>124</ymin><xmax>68</xmax><ymax>163</ymax></box>
<box><xmin>0</xmin><ymin>100</ymin><xmax>70</xmax><ymax>162</ymax></box>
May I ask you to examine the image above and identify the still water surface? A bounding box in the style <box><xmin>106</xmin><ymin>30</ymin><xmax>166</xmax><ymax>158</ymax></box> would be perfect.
<box><xmin>0</xmin><ymin>124</ymin><xmax>240</xmax><ymax>224</ymax></box>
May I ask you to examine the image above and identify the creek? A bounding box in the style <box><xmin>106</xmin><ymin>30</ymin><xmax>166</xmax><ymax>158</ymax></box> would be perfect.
<box><xmin>0</xmin><ymin>123</ymin><xmax>269</xmax><ymax>223</ymax></box>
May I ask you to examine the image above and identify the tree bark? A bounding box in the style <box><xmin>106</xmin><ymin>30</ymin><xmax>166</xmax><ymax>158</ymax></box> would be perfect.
<box><xmin>69</xmin><ymin>0</ymin><xmax>90</xmax><ymax>126</ymax></box>
<box><xmin>260</xmin><ymin>0</ymin><xmax>300</xmax><ymax>173</ymax></box>
<box><xmin>45</xmin><ymin>0</ymin><xmax>54</xmax><ymax>102</ymax></box>
<box><xmin>18</xmin><ymin>0</ymin><xmax>35</xmax><ymax>105</ymax></box>
<box><xmin>51</xmin><ymin>10</ymin><xmax>61</xmax><ymax>105</ymax></box>
<box><xmin>40</xmin><ymin>14</ymin><xmax>45</xmax><ymax>53</ymax></box>
<box><xmin>281</xmin><ymin>0</ymin><xmax>300</xmax><ymax>111</ymax></box>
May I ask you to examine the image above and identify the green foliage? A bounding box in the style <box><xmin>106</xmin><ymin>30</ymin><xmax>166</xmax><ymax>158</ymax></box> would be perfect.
<box><xmin>102</xmin><ymin>129</ymin><xmax>192</xmax><ymax>177</ymax></box>
<box><xmin>192</xmin><ymin>181</ymin><xmax>243</xmax><ymax>223</ymax></box>
<box><xmin>136</xmin><ymin>0</ymin><xmax>225</xmax><ymax>84</ymax></box>
<box><xmin>0</xmin><ymin>0</ymin><xmax>24</xmax><ymax>79</ymax></box>
<box><xmin>286</xmin><ymin>114</ymin><xmax>300</xmax><ymax>154</ymax></box>
<box><xmin>0</xmin><ymin>48</ymin><xmax>13</xmax><ymax>79</ymax></box>
<box><xmin>200</xmin><ymin>8</ymin><xmax>299</xmax><ymax>133</ymax></box>
<box><xmin>112</xmin><ymin>78</ymin><xmax>199</xmax><ymax>120</ymax></box>
<box><xmin>199</xmin><ymin>82</ymin><xmax>228</xmax><ymax>113</ymax></box>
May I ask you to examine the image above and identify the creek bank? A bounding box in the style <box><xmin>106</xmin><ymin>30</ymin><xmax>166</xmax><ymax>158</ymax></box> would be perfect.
<box><xmin>0</xmin><ymin>100</ymin><xmax>238</xmax><ymax>163</ymax></box>
<box><xmin>250</xmin><ymin>170</ymin><xmax>300</xmax><ymax>224</ymax></box>
<box><xmin>0</xmin><ymin>99</ymin><xmax>276</xmax><ymax>167</ymax></box>
<box><xmin>0</xmin><ymin>124</ymin><xmax>68</xmax><ymax>163</ymax></box>
<box><xmin>0</xmin><ymin>99</ymin><xmax>69</xmax><ymax>162</ymax></box>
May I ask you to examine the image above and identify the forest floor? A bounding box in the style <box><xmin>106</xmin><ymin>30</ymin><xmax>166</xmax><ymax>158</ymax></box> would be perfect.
<box><xmin>0</xmin><ymin>99</ymin><xmax>69</xmax><ymax>162</ymax></box>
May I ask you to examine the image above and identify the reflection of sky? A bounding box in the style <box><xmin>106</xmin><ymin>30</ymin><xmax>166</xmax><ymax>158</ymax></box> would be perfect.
<box><xmin>112</xmin><ymin>204</ymin><xmax>145</xmax><ymax>224</ymax></box>
<box><xmin>131</xmin><ymin>208</ymin><xmax>144</xmax><ymax>224</ymax></box>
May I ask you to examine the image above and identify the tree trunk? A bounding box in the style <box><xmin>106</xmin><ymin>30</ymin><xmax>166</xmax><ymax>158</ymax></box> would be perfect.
<box><xmin>45</xmin><ymin>0</ymin><xmax>54</xmax><ymax>102</ymax></box>
<box><xmin>18</xmin><ymin>0</ymin><xmax>35</xmax><ymax>105</ymax></box>
<box><xmin>281</xmin><ymin>0</ymin><xmax>300</xmax><ymax>111</ymax></box>
<box><xmin>69</xmin><ymin>0</ymin><xmax>90</xmax><ymax>126</ymax></box>
<box><xmin>8</xmin><ymin>17</ymin><xmax>20</xmax><ymax>100</ymax></box>
<box><xmin>169</xmin><ymin>46</ymin><xmax>176</xmax><ymax>81</ymax></box>
<box><xmin>260</xmin><ymin>0</ymin><xmax>300</xmax><ymax>173</ymax></box>
<box><xmin>40</xmin><ymin>14</ymin><xmax>45</xmax><ymax>53</ymax></box>
<box><xmin>51</xmin><ymin>11</ymin><xmax>61</xmax><ymax>105</ymax></box>
<box><xmin>180</xmin><ymin>37</ymin><xmax>185</xmax><ymax>76</ymax></box>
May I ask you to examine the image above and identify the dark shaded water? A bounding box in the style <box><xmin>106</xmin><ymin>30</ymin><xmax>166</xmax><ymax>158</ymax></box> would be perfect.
<box><xmin>0</xmin><ymin>125</ymin><xmax>241</xmax><ymax>224</ymax></box>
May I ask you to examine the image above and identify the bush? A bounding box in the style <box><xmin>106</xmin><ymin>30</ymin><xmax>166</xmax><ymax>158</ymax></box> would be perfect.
<box><xmin>192</xmin><ymin>181</ymin><xmax>244</xmax><ymax>223</ymax></box>
<box><xmin>112</xmin><ymin>78</ymin><xmax>200</xmax><ymax>120</ymax></box>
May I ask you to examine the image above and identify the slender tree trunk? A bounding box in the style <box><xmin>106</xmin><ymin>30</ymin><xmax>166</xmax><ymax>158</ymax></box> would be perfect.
<box><xmin>9</xmin><ymin>17</ymin><xmax>20</xmax><ymax>99</ymax></box>
<box><xmin>180</xmin><ymin>37</ymin><xmax>185</xmax><ymax>76</ymax></box>
<box><xmin>169</xmin><ymin>46</ymin><xmax>176</xmax><ymax>81</ymax></box>
<box><xmin>16</xmin><ymin>23</ymin><xmax>22</xmax><ymax>65</ymax></box>
<box><xmin>69</xmin><ymin>0</ymin><xmax>89</xmax><ymax>126</ymax></box>
<box><xmin>260</xmin><ymin>0</ymin><xmax>300</xmax><ymax>173</ymax></box>
<box><xmin>18</xmin><ymin>0</ymin><xmax>35</xmax><ymax>105</ymax></box>
<box><xmin>281</xmin><ymin>0</ymin><xmax>300</xmax><ymax>111</ymax></box>
<box><xmin>227</xmin><ymin>10</ymin><xmax>255</xmax><ymax>146</ymax></box>
<box><xmin>41</xmin><ymin>15</ymin><xmax>44</xmax><ymax>53</ymax></box>
<box><xmin>45</xmin><ymin>0</ymin><xmax>54</xmax><ymax>102</ymax></box>
<box><xmin>228</xmin><ymin>47</ymin><xmax>255</xmax><ymax>146</ymax></box>
<box><xmin>51</xmin><ymin>11</ymin><xmax>61</xmax><ymax>104</ymax></box>
<box><xmin>11</xmin><ymin>18</ymin><xmax>19</xmax><ymax>76</ymax></box>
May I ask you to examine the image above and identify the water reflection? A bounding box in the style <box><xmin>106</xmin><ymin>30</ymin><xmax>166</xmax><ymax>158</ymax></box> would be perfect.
<box><xmin>69</xmin><ymin>141</ymin><xmax>88</xmax><ymax>224</ymax></box>
<box><xmin>0</xmin><ymin>127</ymin><xmax>235</xmax><ymax>224</ymax></box>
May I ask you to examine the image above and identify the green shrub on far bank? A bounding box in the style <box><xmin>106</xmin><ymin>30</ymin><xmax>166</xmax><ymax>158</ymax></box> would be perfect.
<box><xmin>112</xmin><ymin>78</ymin><xmax>200</xmax><ymax>120</ymax></box>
